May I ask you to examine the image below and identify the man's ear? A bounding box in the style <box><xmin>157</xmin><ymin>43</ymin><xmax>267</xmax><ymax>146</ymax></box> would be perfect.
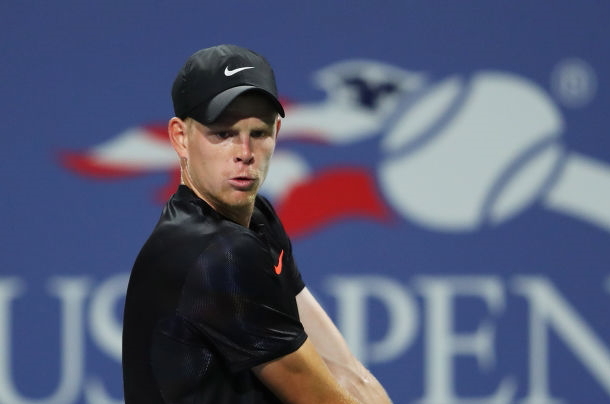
<box><xmin>168</xmin><ymin>117</ymin><xmax>188</xmax><ymax>159</ymax></box>
<box><xmin>275</xmin><ymin>117</ymin><xmax>282</xmax><ymax>139</ymax></box>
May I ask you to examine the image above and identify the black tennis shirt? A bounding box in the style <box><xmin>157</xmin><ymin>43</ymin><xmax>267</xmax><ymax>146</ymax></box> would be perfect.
<box><xmin>122</xmin><ymin>185</ymin><xmax>307</xmax><ymax>403</ymax></box>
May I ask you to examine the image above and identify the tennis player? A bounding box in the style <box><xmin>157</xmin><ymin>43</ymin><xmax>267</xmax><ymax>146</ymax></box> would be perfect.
<box><xmin>122</xmin><ymin>44</ymin><xmax>392</xmax><ymax>404</ymax></box>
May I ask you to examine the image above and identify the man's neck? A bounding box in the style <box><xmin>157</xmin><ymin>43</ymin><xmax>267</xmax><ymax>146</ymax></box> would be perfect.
<box><xmin>186</xmin><ymin>184</ymin><xmax>254</xmax><ymax>227</ymax></box>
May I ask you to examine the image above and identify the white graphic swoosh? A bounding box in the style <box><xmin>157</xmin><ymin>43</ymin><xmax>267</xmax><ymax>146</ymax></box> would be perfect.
<box><xmin>224</xmin><ymin>66</ymin><xmax>255</xmax><ymax>76</ymax></box>
<box><xmin>544</xmin><ymin>153</ymin><xmax>610</xmax><ymax>232</ymax></box>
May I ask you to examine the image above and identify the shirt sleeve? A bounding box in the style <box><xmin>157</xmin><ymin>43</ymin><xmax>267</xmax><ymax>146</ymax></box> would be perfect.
<box><xmin>176</xmin><ymin>229</ymin><xmax>307</xmax><ymax>373</ymax></box>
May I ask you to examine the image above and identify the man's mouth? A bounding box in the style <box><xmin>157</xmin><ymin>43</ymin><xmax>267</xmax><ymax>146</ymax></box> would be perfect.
<box><xmin>229</xmin><ymin>176</ymin><xmax>256</xmax><ymax>189</ymax></box>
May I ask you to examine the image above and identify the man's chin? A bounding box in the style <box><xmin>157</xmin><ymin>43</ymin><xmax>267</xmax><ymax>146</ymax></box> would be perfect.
<box><xmin>225</xmin><ymin>191</ymin><xmax>257</xmax><ymax>208</ymax></box>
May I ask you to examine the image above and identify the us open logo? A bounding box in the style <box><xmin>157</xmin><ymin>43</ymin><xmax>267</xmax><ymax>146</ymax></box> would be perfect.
<box><xmin>52</xmin><ymin>58</ymin><xmax>610</xmax><ymax>403</ymax></box>
<box><xmin>61</xmin><ymin>59</ymin><xmax>610</xmax><ymax>238</ymax></box>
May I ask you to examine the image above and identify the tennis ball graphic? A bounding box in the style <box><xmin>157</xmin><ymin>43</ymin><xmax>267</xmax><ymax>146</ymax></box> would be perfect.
<box><xmin>379</xmin><ymin>72</ymin><xmax>564</xmax><ymax>231</ymax></box>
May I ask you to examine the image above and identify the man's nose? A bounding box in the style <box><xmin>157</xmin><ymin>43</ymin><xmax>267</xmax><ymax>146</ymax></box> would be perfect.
<box><xmin>234</xmin><ymin>134</ymin><xmax>254</xmax><ymax>164</ymax></box>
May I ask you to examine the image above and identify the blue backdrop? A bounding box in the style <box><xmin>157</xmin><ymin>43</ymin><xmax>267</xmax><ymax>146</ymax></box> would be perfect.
<box><xmin>2</xmin><ymin>2</ymin><xmax>609</xmax><ymax>403</ymax></box>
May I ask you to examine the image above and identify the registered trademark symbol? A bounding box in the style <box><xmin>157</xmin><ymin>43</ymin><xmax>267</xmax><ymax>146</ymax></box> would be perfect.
<box><xmin>550</xmin><ymin>58</ymin><xmax>597</xmax><ymax>108</ymax></box>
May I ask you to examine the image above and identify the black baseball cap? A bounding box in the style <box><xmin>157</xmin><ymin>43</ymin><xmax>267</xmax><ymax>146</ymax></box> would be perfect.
<box><xmin>171</xmin><ymin>44</ymin><xmax>285</xmax><ymax>124</ymax></box>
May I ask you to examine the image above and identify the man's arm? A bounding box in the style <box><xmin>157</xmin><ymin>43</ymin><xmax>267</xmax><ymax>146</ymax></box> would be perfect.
<box><xmin>252</xmin><ymin>338</ymin><xmax>358</xmax><ymax>404</ymax></box>
<box><xmin>296</xmin><ymin>287</ymin><xmax>393</xmax><ymax>404</ymax></box>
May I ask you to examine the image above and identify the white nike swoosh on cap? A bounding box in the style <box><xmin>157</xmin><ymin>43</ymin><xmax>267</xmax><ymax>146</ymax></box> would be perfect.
<box><xmin>224</xmin><ymin>66</ymin><xmax>255</xmax><ymax>76</ymax></box>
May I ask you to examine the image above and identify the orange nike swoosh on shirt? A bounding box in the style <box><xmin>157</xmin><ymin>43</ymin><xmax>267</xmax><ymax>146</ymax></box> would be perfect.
<box><xmin>274</xmin><ymin>250</ymin><xmax>284</xmax><ymax>275</ymax></box>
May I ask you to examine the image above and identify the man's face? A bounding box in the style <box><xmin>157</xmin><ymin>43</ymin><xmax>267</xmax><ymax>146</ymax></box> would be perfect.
<box><xmin>180</xmin><ymin>93</ymin><xmax>279</xmax><ymax>215</ymax></box>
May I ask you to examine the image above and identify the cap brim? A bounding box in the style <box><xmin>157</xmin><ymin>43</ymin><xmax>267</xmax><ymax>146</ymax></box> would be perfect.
<box><xmin>193</xmin><ymin>85</ymin><xmax>285</xmax><ymax>124</ymax></box>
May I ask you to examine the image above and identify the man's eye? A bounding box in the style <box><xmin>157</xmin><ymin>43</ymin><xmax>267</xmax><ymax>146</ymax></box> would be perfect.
<box><xmin>215</xmin><ymin>131</ymin><xmax>232</xmax><ymax>139</ymax></box>
<box><xmin>251</xmin><ymin>130</ymin><xmax>268</xmax><ymax>138</ymax></box>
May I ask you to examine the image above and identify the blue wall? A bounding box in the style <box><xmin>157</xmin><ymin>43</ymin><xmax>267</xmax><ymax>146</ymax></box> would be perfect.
<box><xmin>2</xmin><ymin>2</ymin><xmax>609</xmax><ymax>403</ymax></box>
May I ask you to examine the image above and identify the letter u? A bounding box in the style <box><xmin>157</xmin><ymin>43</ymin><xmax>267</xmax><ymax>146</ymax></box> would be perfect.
<box><xmin>0</xmin><ymin>277</ymin><xmax>89</xmax><ymax>404</ymax></box>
